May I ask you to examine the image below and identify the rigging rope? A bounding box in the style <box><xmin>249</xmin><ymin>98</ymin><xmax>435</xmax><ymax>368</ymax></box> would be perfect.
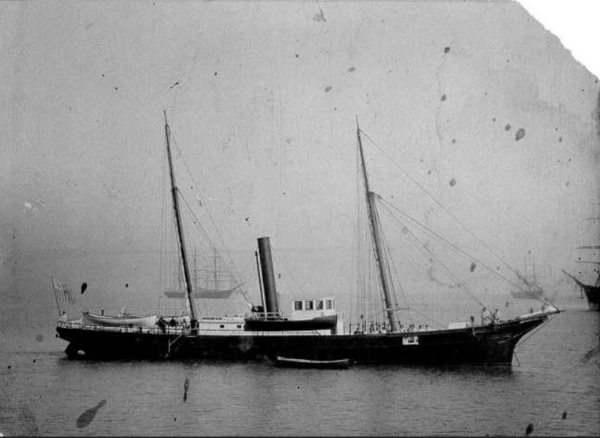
<box><xmin>377</xmin><ymin>196</ymin><xmax>521</xmax><ymax>290</ymax></box>
<box><xmin>358</xmin><ymin>129</ymin><xmax>525</xmax><ymax>284</ymax></box>
<box><xmin>376</xmin><ymin>198</ymin><xmax>486</xmax><ymax>308</ymax></box>
<box><xmin>159</xmin><ymin>128</ymin><xmax>254</xmax><ymax>317</ymax></box>
<box><xmin>169</xmin><ymin>130</ymin><xmax>242</xmax><ymax>280</ymax></box>
<box><xmin>381</xmin><ymin>225</ymin><xmax>415</xmax><ymax>324</ymax></box>
<box><xmin>377</xmin><ymin>198</ymin><xmax>486</xmax><ymax>307</ymax></box>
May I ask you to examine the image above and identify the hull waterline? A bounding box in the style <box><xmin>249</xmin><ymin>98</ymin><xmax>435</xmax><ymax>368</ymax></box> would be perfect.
<box><xmin>56</xmin><ymin>312</ymin><xmax>552</xmax><ymax>365</ymax></box>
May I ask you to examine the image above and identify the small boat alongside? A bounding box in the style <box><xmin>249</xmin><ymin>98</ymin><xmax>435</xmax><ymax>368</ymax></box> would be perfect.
<box><xmin>81</xmin><ymin>310</ymin><xmax>158</xmax><ymax>328</ymax></box>
<box><xmin>275</xmin><ymin>356</ymin><xmax>352</xmax><ymax>369</ymax></box>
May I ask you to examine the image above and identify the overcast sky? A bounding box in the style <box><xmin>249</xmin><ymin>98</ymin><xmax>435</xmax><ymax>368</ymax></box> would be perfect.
<box><xmin>1</xmin><ymin>1</ymin><xmax>599</xmax><ymax>343</ymax></box>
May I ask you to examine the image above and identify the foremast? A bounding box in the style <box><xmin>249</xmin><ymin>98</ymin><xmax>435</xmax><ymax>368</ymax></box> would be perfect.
<box><xmin>164</xmin><ymin>111</ymin><xmax>198</xmax><ymax>324</ymax></box>
<box><xmin>356</xmin><ymin>122</ymin><xmax>399</xmax><ymax>333</ymax></box>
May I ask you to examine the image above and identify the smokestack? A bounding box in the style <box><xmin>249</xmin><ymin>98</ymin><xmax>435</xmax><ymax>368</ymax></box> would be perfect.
<box><xmin>257</xmin><ymin>236</ymin><xmax>279</xmax><ymax>316</ymax></box>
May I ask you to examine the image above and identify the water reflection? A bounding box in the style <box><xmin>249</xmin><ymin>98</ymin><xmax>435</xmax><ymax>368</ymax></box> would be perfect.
<box><xmin>32</xmin><ymin>310</ymin><xmax>600</xmax><ymax>435</ymax></box>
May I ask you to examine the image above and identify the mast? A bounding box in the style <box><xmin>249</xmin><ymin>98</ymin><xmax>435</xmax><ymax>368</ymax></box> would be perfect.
<box><xmin>164</xmin><ymin>111</ymin><xmax>198</xmax><ymax>323</ymax></box>
<box><xmin>193</xmin><ymin>248</ymin><xmax>197</xmax><ymax>289</ymax></box>
<box><xmin>213</xmin><ymin>247</ymin><xmax>218</xmax><ymax>290</ymax></box>
<box><xmin>356</xmin><ymin>122</ymin><xmax>399</xmax><ymax>332</ymax></box>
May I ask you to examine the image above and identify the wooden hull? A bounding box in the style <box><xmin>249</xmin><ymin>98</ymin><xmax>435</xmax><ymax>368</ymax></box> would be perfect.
<box><xmin>56</xmin><ymin>312</ymin><xmax>554</xmax><ymax>365</ymax></box>
<box><xmin>275</xmin><ymin>356</ymin><xmax>351</xmax><ymax>369</ymax></box>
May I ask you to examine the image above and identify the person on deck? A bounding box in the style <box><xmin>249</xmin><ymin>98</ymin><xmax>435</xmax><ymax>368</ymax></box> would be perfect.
<box><xmin>481</xmin><ymin>307</ymin><xmax>491</xmax><ymax>325</ymax></box>
<box><xmin>59</xmin><ymin>311</ymin><xmax>67</xmax><ymax>323</ymax></box>
<box><xmin>541</xmin><ymin>303</ymin><xmax>549</xmax><ymax>312</ymax></box>
<box><xmin>492</xmin><ymin>309</ymin><xmax>500</xmax><ymax>323</ymax></box>
<box><xmin>190</xmin><ymin>318</ymin><xmax>198</xmax><ymax>335</ymax></box>
<box><xmin>157</xmin><ymin>318</ymin><xmax>167</xmax><ymax>334</ymax></box>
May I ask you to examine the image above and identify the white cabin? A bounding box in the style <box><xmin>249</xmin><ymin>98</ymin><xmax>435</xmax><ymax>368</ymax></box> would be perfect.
<box><xmin>289</xmin><ymin>297</ymin><xmax>337</xmax><ymax>321</ymax></box>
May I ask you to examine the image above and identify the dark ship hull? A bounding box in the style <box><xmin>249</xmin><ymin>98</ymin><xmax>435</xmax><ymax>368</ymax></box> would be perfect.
<box><xmin>56</xmin><ymin>312</ymin><xmax>549</xmax><ymax>365</ymax></box>
<box><xmin>562</xmin><ymin>270</ymin><xmax>600</xmax><ymax>311</ymax></box>
<box><xmin>580</xmin><ymin>283</ymin><xmax>600</xmax><ymax>311</ymax></box>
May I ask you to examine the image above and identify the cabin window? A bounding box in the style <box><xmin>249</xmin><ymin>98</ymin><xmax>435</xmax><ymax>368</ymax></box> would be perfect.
<box><xmin>237</xmin><ymin>325</ymin><xmax>242</xmax><ymax>329</ymax></box>
<box><xmin>316</xmin><ymin>300</ymin><xmax>324</xmax><ymax>310</ymax></box>
<box><xmin>326</xmin><ymin>300</ymin><xmax>333</xmax><ymax>310</ymax></box>
<box><xmin>220</xmin><ymin>325</ymin><xmax>225</xmax><ymax>328</ymax></box>
<box><xmin>305</xmin><ymin>301</ymin><xmax>314</xmax><ymax>310</ymax></box>
<box><xmin>294</xmin><ymin>301</ymin><xmax>303</xmax><ymax>311</ymax></box>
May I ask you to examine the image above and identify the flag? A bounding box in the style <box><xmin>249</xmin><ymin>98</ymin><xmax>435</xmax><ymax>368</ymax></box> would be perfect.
<box><xmin>52</xmin><ymin>278</ymin><xmax>75</xmax><ymax>305</ymax></box>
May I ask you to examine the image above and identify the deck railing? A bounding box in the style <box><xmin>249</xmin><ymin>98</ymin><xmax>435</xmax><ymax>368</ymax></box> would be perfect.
<box><xmin>245</xmin><ymin>311</ymin><xmax>284</xmax><ymax>320</ymax></box>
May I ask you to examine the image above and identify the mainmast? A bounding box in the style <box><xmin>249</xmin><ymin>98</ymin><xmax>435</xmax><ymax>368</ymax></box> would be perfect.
<box><xmin>164</xmin><ymin>111</ymin><xmax>198</xmax><ymax>323</ymax></box>
<box><xmin>356</xmin><ymin>122</ymin><xmax>399</xmax><ymax>333</ymax></box>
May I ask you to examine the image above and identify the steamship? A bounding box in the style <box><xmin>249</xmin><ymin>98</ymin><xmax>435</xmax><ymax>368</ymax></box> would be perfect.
<box><xmin>55</xmin><ymin>114</ymin><xmax>560</xmax><ymax>364</ymax></box>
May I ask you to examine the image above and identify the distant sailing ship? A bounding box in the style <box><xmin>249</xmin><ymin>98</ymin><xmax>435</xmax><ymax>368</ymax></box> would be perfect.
<box><xmin>55</xmin><ymin>114</ymin><xmax>559</xmax><ymax>364</ymax></box>
<box><xmin>510</xmin><ymin>260</ymin><xmax>545</xmax><ymax>300</ymax></box>
<box><xmin>163</xmin><ymin>249</ymin><xmax>246</xmax><ymax>300</ymax></box>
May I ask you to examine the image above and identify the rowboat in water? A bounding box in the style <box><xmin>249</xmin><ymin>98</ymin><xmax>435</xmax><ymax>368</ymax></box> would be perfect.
<box><xmin>275</xmin><ymin>356</ymin><xmax>351</xmax><ymax>369</ymax></box>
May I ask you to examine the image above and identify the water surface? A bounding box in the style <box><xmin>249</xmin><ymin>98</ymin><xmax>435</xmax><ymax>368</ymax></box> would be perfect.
<box><xmin>1</xmin><ymin>309</ymin><xmax>598</xmax><ymax>436</ymax></box>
